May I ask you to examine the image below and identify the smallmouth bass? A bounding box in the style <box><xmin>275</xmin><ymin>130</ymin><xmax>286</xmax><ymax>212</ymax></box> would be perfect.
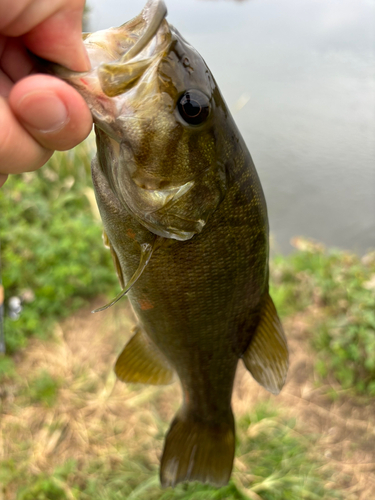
<box><xmin>48</xmin><ymin>0</ymin><xmax>288</xmax><ymax>487</ymax></box>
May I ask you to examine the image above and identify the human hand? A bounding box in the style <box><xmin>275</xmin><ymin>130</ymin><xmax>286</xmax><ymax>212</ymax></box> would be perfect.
<box><xmin>0</xmin><ymin>0</ymin><xmax>93</xmax><ymax>187</ymax></box>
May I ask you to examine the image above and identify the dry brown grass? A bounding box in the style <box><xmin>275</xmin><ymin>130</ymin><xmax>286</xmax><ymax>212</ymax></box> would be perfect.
<box><xmin>0</xmin><ymin>299</ymin><xmax>374</xmax><ymax>499</ymax></box>
<box><xmin>1</xmin><ymin>299</ymin><xmax>173</xmax><ymax>498</ymax></box>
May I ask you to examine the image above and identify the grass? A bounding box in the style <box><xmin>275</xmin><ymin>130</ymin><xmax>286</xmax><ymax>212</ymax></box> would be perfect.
<box><xmin>6</xmin><ymin>401</ymin><xmax>343</xmax><ymax>500</ymax></box>
<box><xmin>0</xmin><ymin>301</ymin><xmax>345</xmax><ymax>500</ymax></box>
<box><xmin>0</xmin><ymin>138</ymin><xmax>117</xmax><ymax>355</ymax></box>
<box><xmin>270</xmin><ymin>237</ymin><xmax>375</xmax><ymax>396</ymax></box>
<box><xmin>26</xmin><ymin>370</ymin><xmax>62</xmax><ymax>407</ymax></box>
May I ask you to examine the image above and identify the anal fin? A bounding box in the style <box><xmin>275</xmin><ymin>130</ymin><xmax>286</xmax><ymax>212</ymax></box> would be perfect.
<box><xmin>242</xmin><ymin>292</ymin><xmax>289</xmax><ymax>395</ymax></box>
<box><xmin>115</xmin><ymin>327</ymin><xmax>175</xmax><ymax>385</ymax></box>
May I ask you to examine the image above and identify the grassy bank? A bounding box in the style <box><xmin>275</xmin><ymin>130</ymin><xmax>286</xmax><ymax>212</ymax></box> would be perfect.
<box><xmin>0</xmin><ymin>141</ymin><xmax>117</xmax><ymax>356</ymax></box>
<box><xmin>270</xmin><ymin>238</ymin><xmax>375</xmax><ymax>396</ymax></box>
<box><xmin>1</xmin><ymin>300</ymin><xmax>345</xmax><ymax>500</ymax></box>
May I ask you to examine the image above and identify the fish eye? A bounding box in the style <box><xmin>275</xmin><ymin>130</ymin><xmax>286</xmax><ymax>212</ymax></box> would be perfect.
<box><xmin>177</xmin><ymin>90</ymin><xmax>210</xmax><ymax>126</ymax></box>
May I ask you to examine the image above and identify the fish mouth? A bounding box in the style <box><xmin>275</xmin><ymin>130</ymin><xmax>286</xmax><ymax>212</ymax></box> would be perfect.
<box><xmin>43</xmin><ymin>0</ymin><xmax>170</xmax><ymax>99</ymax></box>
<box><xmin>116</xmin><ymin>0</ymin><xmax>167</xmax><ymax>64</ymax></box>
<box><xmin>93</xmin><ymin>0</ymin><xmax>169</xmax><ymax>97</ymax></box>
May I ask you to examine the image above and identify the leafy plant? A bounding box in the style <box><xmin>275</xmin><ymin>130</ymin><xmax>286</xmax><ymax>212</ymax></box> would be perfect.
<box><xmin>271</xmin><ymin>238</ymin><xmax>375</xmax><ymax>395</ymax></box>
<box><xmin>0</xmin><ymin>355</ymin><xmax>16</xmax><ymax>380</ymax></box>
<box><xmin>0</xmin><ymin>139</ymin><xmax>118</xmax><ymax>354</ymax></box>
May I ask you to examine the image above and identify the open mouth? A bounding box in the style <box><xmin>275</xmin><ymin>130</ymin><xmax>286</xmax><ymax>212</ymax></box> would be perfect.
<box><xmin>97</xmin><ymin>0</ymin><xmax>169</xmax><ymax>97</ymax></box>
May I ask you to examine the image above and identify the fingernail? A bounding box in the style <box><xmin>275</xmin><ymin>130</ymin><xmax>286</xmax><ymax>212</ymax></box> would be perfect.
<box><xmin>17</xmin><ymin>91</ymin><xmax>69</xmax><ymax>133</ymax></box>
<box><xmin>82</xmin><ymin>45</ymin><xmax>92</xmax><ymax>71</ymax></box>
<box><xmin>65</xmin><ymin>38</ymin><xmax>91</xmax><ymax>72</ymax></box>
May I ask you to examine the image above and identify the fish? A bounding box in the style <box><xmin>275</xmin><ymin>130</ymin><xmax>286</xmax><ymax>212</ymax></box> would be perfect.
<box><xmin>45</xmin><ymin>0</ymin><xmax>288</xmax><ymax>488</ymax></box>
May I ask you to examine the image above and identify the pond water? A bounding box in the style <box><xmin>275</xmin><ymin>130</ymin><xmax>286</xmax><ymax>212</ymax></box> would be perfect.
<box><xmin>86</xmin><ymin>0</ymin><xmax>375</xmax><ymax>254</ymax></box>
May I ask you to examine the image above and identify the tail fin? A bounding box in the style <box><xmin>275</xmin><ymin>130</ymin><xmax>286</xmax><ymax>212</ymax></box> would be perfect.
<box><xmin>160</xmin><ymin>409</ymin><xmax>235</xmax><ymax>488</ymax></box>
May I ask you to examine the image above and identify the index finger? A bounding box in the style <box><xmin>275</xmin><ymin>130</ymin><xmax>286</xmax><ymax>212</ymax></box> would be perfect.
<box><xmin>1</xmin><ymin>0</ymin><xmax>89</xmax><ymax>72</ymax></box>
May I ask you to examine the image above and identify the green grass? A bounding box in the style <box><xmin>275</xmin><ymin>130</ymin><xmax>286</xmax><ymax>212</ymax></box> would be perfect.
<box><xmin>0</xmin><ymin>356</ymin><xmax>16</xmax><ymax>379</ymax></box>
<box><xmin>0</xmin><ymin>140</ymin><xmax>117</xmax><ymax>355</ymax></box>
<box><xmin>26</xmin><ymin>370</ymin><xmax>61</xmax><ymax>407</ymax></box>
<box><xmin>270</xmin><ymin>239</ymin><xmax>375</xmax><ymax>396</ymax></box>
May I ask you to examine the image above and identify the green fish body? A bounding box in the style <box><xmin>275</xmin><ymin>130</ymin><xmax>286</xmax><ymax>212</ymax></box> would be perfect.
<box><xmin>50</xmin><ymin>0</ymin><xmax>288</xmax><ymax>487</ymax></box>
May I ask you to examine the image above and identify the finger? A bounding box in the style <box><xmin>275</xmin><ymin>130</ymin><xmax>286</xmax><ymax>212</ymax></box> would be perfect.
<box><xmin>2</xmin><ymin>0</ymin><xmax>89</xmax><ymax>72</ymax></box>
<box><xmin>0</xmin><ymin>0</ymin><xmax>32</xmax><ymax>32</ymax></box>
<box><xmin>0</xmin><ymin>70</ymin><xmax>12</xmax><ymax>97</ymax></box>
<box><xmin>0</xmin><ymin>35</ymin><xmax>14</xmax><ymax>96</ymax></box>
<box><xmin>0</xmin><ymin>37</ymin><xmax>34</xmax><ymax>85</ymax></box>
<box><xmin>9</xmin><ymin>74</ymin><xmax>92</xmax><ymax>152</ymax></box>
<box><xmin>23</xmin><ymin>5</ymin><xmax>90</xmax><ymax>71</ymax></box>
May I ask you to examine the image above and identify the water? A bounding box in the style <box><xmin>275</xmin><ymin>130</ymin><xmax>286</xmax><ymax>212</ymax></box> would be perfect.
<box><xmin>86</xmin><ymin>0</ymin><xmax>375</xmax><ymax>254</ymax></box>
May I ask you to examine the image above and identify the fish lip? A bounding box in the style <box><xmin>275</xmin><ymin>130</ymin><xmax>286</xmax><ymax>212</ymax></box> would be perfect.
<box><xmin>96</xmin><ymin>0</ymin><xmax>169</xmax><ymax>97</ymax></box>
<box><xmin>40</xmin><ymin>1</ymin><xmax>170</xmax><ymax>101</ymax></box>
<box><xmin>120</xmin><ymin>0</ymin><xmax>168</xmax><ymax>63</ymax></box>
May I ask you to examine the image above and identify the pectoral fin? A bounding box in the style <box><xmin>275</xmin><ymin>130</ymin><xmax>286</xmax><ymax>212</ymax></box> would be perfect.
<box><xmin>242</xmin><ymin>293</ymin><xmax>288</xmax><ymax>395</ymax></box>
<box><xmin>103</xmin><ymin>231</ymin><xmax>125</xmax><ymax>289</ymax></box>
<box><xmin>115</xmin><ymin>327</ymin><xmax>174</xmax><ymax>385</ymax></box>
<box><xmin>92</xmin><ymin>238</ymin><xmax>156</xmax><ymax>313</ymax></box>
